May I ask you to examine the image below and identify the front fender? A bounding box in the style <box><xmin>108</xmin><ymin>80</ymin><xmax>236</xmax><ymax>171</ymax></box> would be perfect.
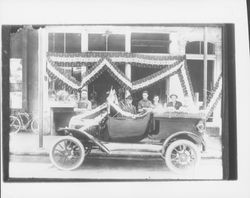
<box><xmin>161</xmin><ymin>131</ymin><xmax>206</xmax><ymax>156</ymax></box>
<box><xmin>57</xmin><ymin>128</ymin><xmax>110</xmax><ymax>154</ymax></box>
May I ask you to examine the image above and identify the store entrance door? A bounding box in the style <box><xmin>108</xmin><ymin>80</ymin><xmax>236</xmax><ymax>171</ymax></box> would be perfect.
<box><xmin>88</xmin><ymin>70</ymin><xmax>121</xmax><ymax>105</ymax></box>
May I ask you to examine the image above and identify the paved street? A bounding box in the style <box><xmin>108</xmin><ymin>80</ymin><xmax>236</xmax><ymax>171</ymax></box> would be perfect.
<box><xmin>9</xmin><ymin>155</ymin><xmax>223</xmax><ymax>180</ymax></box>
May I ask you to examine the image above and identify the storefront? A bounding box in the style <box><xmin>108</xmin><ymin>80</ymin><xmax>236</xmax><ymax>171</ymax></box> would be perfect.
<box><xmin>10</xmin><ymin>25</ymin><xmax>222</xmax><ymax>135</ymax></box>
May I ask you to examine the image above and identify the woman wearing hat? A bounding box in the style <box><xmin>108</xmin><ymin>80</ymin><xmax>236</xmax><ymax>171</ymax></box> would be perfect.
<box><xmin>167</xmin><ymin>94</ymin><xmax>182</xmax><ymax>110</ymax></box>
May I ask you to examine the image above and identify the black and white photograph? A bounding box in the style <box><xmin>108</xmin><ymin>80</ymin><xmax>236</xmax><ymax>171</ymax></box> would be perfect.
<box><xmin>1</xmin><ymin>0</ymin><xmax>250</xmax><ymax>197</ymax></box>
<box><xmin>7</xmin><ymin>24</ymin><xmax>224</xmax><ymax>179</ymax></box>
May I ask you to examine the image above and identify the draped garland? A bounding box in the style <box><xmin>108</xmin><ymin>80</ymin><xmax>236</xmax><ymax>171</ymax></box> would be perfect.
<box><xmin>47</xmin><ymin>56</ymin><xmax>189</xmax><ymax>92</ymax></box>
<box><xmin>46</xmin><ymin>52</ymin><xmax>195</xmax><ymax>106</ymax></box>
<box><xmin>204</xmin><ymin>74</ymin><xmax>222</xmax><ymax>120</ymax></box>
<box><xmin>177</xmin><ymin>60</ymin><xmax>195</xmax><ymax>101</ymax></box>
<box><xmin>132</xmin><ymin>60</ymin><xmax>183</xmax><ymax>91</ymax></box>
<box><xmin>47</xmin><ymin>52</ymin><xmax>185</xmax><ymax>68</ymax></box>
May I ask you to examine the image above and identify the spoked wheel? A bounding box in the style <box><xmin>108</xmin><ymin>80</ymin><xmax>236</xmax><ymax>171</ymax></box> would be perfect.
<box><xmin>10</xmin><ymin>116</ymin><xmax>21</xmax><ymax>134</ymax></box>
<box><xmin>50</xmin><ymin>136</ymin><xmax>85</xmax><ymax>171</ymax></box>
<box><xmin>31</xmin><ymin>119</ymin><xmax>39</xmax><ymax>134</ymax></box>
<box><xmin>165</xmin><ymin>139</ymin><xmax>200</xmax><ymax>174</ymax></box>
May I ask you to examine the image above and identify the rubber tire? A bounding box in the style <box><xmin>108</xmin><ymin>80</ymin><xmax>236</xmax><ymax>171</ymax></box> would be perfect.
<box><xmin>50</xmin><ymin>136</ymin><xmax>85</xmax><ymax>171</ymax></box>
<box><xmin>10</xmin><ymin>116</ymin><xmax>21</xmax><ymax>134</ymax></box>
<box><xmin>164</xmin><ymin>139</ymin><xmax>201</xmax><ymax>174</ymax></box>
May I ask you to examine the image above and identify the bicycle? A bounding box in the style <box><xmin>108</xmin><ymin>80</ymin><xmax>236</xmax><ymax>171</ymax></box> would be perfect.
<box><xmin>9</xmin><ymin>111</ymin><xmax>39</xmax><ymax>134</ymax></box>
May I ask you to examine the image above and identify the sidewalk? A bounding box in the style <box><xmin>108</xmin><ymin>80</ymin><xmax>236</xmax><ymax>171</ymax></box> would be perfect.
<box><xmin>9</xmin><ymin>132</ymin><xmax>222</xmax><ymax>159</ymax></box>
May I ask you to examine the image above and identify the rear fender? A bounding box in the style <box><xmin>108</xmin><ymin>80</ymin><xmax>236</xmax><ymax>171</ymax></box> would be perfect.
<box><xmin>161</xmin><ymin>131</ymin><xmax>206</xmax><ymax>156</ymax></box>
<box><xmin>57</xmin><ymin>128</ymin><xmax>110</xmax><ymax>154</ymax></box>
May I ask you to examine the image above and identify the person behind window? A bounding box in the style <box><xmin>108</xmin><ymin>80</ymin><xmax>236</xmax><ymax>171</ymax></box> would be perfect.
<box><xmin>167</xmin><ymin>94</ymin><xmax>182</xmax><ymax>110</ymax></box>
<box><xmin>75</xmin><ymin>91</ymin><xmax>91</xmax><ymax>113</ymax></box>
<box><xmin>138</xmin><ymin>90</ymin><xmax>153</xmax><ymax>113</ymax></box>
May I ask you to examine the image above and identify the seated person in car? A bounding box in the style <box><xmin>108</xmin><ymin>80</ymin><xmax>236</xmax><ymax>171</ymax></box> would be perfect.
<box><xmin>138</xmin><ymin>90</ymin><xmax>153</xmax><ymax>113</ymax></box>
<box><xmin>152</xmin><ymin>95</ymin><xmax>163</xmax><ymax>108</ymax></box>
<box><xmin>121</xmin><ymin>95</ymin><xmax>137</xmax><ymax>114</ymax></box>
<box><xmin>166</xmin><ymin>94</ymin><xmax>182</xmax><ymax>110</ymax></box>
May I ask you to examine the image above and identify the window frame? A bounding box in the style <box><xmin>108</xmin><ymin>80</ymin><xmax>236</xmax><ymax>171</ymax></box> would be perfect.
<box><xmin>48</xmin><ymin>32</ymin><xmax>82</xmax><ymax>53</ymax></box>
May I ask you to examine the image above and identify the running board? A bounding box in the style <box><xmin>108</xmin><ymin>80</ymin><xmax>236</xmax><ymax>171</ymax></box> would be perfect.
<box><xmin>102</xmin><ymin>142</ymin><xmax>162</xmax><ymax>157</ymax></box>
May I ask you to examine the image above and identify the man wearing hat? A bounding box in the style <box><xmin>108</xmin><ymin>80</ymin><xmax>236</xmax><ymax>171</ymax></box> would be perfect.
<box><xmin>167</xmin><ymin>94</ymin><xmax>182</xmax><ymax>110</ymax></box>
<box><xmin>138</xmin><ymin>90</ymin><xmax>153</xmax><ymax>113</ymax></box>
<box><xmin>122</xmin><ymin>94</ymin><xmax>137</xmax><ymax>114</ymax></box>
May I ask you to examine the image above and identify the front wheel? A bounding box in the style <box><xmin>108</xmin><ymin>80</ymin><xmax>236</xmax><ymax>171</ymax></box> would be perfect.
<box><xmin>10</xmin><ymin>116</ymin><xmax>21</xmax><ymax>133</ymax></box>
<box><xmin>50</xmin><ymin>136</ymin><xmax>85</xmax><ymax>171</ymax></box>
<box><xmin>164</xmin><ymin>139</ymin><xmax>201</xmax><ymax>174</ymax></box>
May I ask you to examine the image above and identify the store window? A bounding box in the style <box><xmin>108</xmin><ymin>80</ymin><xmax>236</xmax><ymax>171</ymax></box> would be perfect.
<box><xmin>131</xmin><ymin>33</ymin><xmax>170</xmax><ymax>53</ymax></box>
<box><xmin>48</xmin><ymin>33</ymin><xmax>81</xmax><ymax>53</ymax></box>
<box><xmin>48</xmin><ymin>33</ymin><xmax>83</xmax><ymax>102</ymax></box>
<box><xmin>88</xmin><ymin>33</ymin><xmax>125</xmax><ymax>51</ymax></box>
<box><xmin>186</xmin><ymin>41</ymin><xmax>215</xmax><ymax>54</ymax></box>
<box><xmin>185</xmin><ymin>41</ymin><xmax>215</xmax><ymax>102</ymax></box>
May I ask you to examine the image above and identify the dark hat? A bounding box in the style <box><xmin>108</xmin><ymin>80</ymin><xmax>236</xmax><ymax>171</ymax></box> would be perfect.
<box><xmin>142</xmin><ymin>90</ymin><xmax>148</xmax><ymax>94</ymax></box>
<box><xmin>170</xmin><ymin>94</ymin><xmax>178</xmax><ymax>99</ymax></box>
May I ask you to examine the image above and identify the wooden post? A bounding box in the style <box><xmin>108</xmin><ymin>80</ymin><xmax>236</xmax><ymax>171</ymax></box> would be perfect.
<box><xmin>38</xmin><ymin>28</ymin><xmax>44</xmax><ymax>148</ymax></box>
<box><xmin>165</xmin><ymin>77</ymin><xmax>170</xmax><ymax>103</ymax></box>
<box><xmin>125</xmin><ymin>31</ymin><xmax>132</xmax><ymax>80</ymax></box>
<box><xmin>203</xmin><ymin>27</ymin><xmax>208</xmax><ymax>109</ymax></box>
<box><xmin>81</xmin><ymin>30</ymin><xmax>88</xmax><ymax>96</ymax></box>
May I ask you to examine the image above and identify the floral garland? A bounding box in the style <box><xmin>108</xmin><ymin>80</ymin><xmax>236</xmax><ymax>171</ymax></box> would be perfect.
<box><xmin>183</xmin><ymin>60</ymin><xmax>195</xmax><ymax>100</ymax></box>
<box><xmin>80</xmin><ymin>58</ymin><xmax>132</xmax><ymax>89</ymax></box>
<box><xmin>177</xmin><ymin>70</ymin><xmax>188</xmax><ymax>96</ymax></box>
<box><xmin>207</xmin><ymin>74</ymin><xmax>222</xmax><ymax>105</ymax></box>
<box><xmin>47</xmin><ymin>62</ymin><xmax>81</xmax><ymax>91</ymax></box>
<box><xmin>47</xmin><ymin>56</ymin><xmax>195</xmax><ymax>101</ymax></box>
<box><xmin>132</xmin><ymin>59</ymin><xmax>183</xmax><ymax>91</ymax></box>
<box><xmin>47</xmin><ymin>58</ymin><xmax>132</xmax><ymax>91</ymax></box>
<box><xmin>47</xmin><ymin>51</ymin><xmax>185</xmax><ymax>60</ymax></box>
<box><xmin>204</xmin><ymin>74</ymin><xmax>222</xmax><ymax>120</ymax></box>
<box><xmin>47</xmin><ymin>52</ymin><xmax>185</xmax><ymax>68</ymax></box>
<box><xmin>205</xmin><ymin>92</ymin><xmax>222</xmax><ymax>121</ymax></box>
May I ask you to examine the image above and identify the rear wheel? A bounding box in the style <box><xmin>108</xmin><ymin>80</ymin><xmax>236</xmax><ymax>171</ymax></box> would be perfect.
<box><xmin>164</xmin><ymin>139</ymin><xmax>200</xmax><ymax>174</ymax></box>
<box><xmin>10</xmin><ymin>116</ymin><xmax>21</xmax><ymax>134</ymax></box>
<box><xmin>50</xmin><ymin>136</ymin><xmax>85</xmax><ymax>171</ymax></box>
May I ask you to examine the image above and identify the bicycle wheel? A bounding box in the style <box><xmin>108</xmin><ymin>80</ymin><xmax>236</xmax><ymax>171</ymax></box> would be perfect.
<box><xmin>31</xmin><ymin>119</ymin><xmax>39</xmax><ymax>134</ymax></box>
<box><xmin>10</xmin><ymin>116</ymin><xmax>21</xmax><ymax>133</ymax></box>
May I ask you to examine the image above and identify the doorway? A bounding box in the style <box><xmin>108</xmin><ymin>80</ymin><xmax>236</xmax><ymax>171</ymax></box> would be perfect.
<box><xmin>131</xmin><ymin>66</ymin><xmax>167</xmax><ymax>106</ymax></box>
<box><xmin>186</xmin><ymin>60</ymin><xmax>214</xmax><ymax>102</ymax></box>
<box><xmin>88</xmin><ymin>70</ymin><xmax>122</xmax><ymax>105</ymax></box>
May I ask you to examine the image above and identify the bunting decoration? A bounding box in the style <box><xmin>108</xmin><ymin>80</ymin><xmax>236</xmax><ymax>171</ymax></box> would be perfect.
<box><xmin>46</xmin><ymin>52</ymin><xmax>194</xmax><ymax>101</ymax></box>
<box><xmin>46</xmin><ymin>62</ymin><xmax>81</xmax><ymax>91</ymax></box>
<box><xmin>132</xmin><ymin>60</ymin><xmax>184</xmax><ymax>91</ymax></box>
<box><xmin>69</xmin><ymin>103</ymin><xmax>108</xmax><ymax>130</ymax></box>
<box><xmin>177</xmin><ymin>60</ymin><xmax>195</xmax><ymax>101</ymax></box>
<box><xmin>204</xmin><ymin>74</ymin><xmax>222</xmax><ymax>120</ymax></box>
<box><xmin>47</xmin><ymin>52</ymin><xmax>185</xmax><ymax>68</ymax></box>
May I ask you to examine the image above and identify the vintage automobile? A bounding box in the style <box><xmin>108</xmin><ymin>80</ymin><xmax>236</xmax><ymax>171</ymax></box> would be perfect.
<box><xmin>49</xmin><ymin>97</ymin><xmax>207</xmax><ymax>173</ymax></box>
